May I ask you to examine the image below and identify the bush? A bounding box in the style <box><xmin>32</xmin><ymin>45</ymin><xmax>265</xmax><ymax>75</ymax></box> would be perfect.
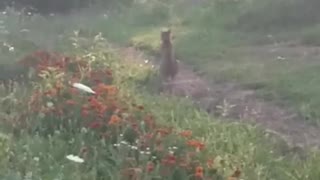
<box><xmin>0</xmin><ymin>0</ymin><xmax>134</xmax><ymax>14</ymax></box>
<box><xmin>234</xmin><ymin>0</ymin><xmax>320</xmax><ymax>31</ymax></box>
<box><xmin>0</xmin><ymin>34</ymin><xmax>241</xmax><ymax>179</ymax></box>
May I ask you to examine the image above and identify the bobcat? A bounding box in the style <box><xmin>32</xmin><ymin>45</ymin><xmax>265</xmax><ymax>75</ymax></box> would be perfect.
<box><xmin>159</xmin><ymin>28</ymin><xmax>178</xmax><ymax>91</ymax></box>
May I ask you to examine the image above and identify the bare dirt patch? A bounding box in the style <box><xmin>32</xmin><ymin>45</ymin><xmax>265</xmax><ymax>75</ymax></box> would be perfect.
<box><xmin>119</xmin><ymin>45</ymin><xmax>320</xmax><ymax>151</ymax></box>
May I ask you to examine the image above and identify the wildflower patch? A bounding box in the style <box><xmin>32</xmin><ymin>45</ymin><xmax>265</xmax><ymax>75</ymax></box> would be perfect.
<box><xmin>6</xmin><ymin>49</ymin><xmax>241</xmax><ymax>179</ymax></box>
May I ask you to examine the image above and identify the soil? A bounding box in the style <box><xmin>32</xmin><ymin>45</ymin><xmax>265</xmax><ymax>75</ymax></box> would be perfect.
<box><xmin>119</xmin><ymin>44</ymin><xmax>320</xmax><ymax>151</ymax></box>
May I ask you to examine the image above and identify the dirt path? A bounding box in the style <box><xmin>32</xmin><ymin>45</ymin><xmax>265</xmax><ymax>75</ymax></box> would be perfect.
<box><xmin>119</xmin><ymin>45</ymin><xmax>320</xmax><ymax>150</ymax></box>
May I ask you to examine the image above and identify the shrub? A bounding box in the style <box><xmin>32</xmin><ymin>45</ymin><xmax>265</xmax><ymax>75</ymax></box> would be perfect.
<box><xmin>234</xmin><ymin>0</ymin><xmax>320</xmax><ymax>31</ymax></box>
<box><xmin>1</xmin><ymin>0</ymin><xmax>134</xmax><ymax>14</ymax></box>
<box><xmin>2</xmin><ymin>35</ymin><xmax>241</xmax><ymax>179</ymax></box>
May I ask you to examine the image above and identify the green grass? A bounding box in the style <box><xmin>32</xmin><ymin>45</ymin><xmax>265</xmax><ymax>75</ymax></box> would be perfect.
<box><xmin>81</xmin><ymin>0</ymin><xmax>320</xmax><ymax>125</ymax></box>
<box><xmin>0</xmin><ymin>2</ymin><xmax>320</xmax><ymax>179</ymax></box>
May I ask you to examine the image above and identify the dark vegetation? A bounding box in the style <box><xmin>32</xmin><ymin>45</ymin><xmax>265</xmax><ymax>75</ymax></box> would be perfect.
<box><xmin>234</xmin><ymin>0</ymin><xmax>320</xmax><ymax>32</ymax></box>
<box><xmin>0</xmin><ymin>0</ymin><xmax>131</xmax><ymax>14</ymax></box>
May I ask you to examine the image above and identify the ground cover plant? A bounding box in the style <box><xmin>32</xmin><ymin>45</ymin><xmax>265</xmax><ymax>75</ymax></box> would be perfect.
<box><xmin>0</xmin><ymin>29</ymin><xmax>319</xmax><ymax>180</ymax></box>
<box><xmin>0</xmin><ymin>33</ymin><xmax>245</xmax><ymax>179</ymax></box>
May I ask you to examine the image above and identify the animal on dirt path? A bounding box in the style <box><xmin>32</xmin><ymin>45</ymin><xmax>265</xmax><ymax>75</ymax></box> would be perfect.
<box><xmin>159</xmin><ymin>28</ymin><xmax>178</xmax><ymax>91</ymax></box>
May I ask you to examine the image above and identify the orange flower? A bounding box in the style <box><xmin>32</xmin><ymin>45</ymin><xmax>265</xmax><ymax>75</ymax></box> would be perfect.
<box><xmin>179</xmin><ymin>130</ymin><xmax>192</xmax><ymax>138</ymax></box>
<box><xmin>107</xmin><ymin>85</ymin><xmax>118</xmax><ymax>96</ymax></box>
<box><xmin>195</xmin><ymin>166</ymin><xmax>204</xmax><ymax>179</ymax></box>
<box><xmin>186</xmin><ymin>140</ymin><xmax>205</xmax><ymax>151</ymax></box>
<box><xmin>96</xmin><ymin>83</ymin><xmax>117</xmax><ymax>96</ymax></box>
<box><xmin>108</xmin><ymin>114</ymin><xmax>121</xmax><ymax>125</ymax></box>
<box><xmin>44</xmin><ymin>89</ymin><xmax>57</xmax><ymax>97</ymax></box>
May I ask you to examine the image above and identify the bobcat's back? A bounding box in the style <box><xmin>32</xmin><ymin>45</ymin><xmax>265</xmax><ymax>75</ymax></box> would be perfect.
<box><xmin>159</xmin><ymin>28</ymin><xmax>178</xmax><ymax>81</ymax></box>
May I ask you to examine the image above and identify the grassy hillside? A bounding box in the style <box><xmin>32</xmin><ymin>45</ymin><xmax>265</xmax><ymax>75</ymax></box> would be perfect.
<box><xmin>81</xmin><ymin>0</ymin><xmax>320</xmax><ymax>124</ymax></box>
<box><xmin>0</xmin><ymin>1</ymin><xmax>320</xmax><ymax>179</ymax></box>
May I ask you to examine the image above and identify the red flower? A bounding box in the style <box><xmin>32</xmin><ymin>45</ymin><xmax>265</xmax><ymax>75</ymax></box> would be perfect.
<box><xmin>146</xmin><ymin>161</ymin><xmax>154</xmax><ymax>172</ymax></box>
<box><xmin>161</xmin><ymin>154</ymin><xmax>176</xmax><ymax>166</ymax></box>
<box><xmin>88</xmin><ymin>121</ymin><xmax>103</xmax><ymax>129</ymax></box>
<box><xmin>44</xmin><ymin>89</ymin><xmax>58</xmax><ymax>97</ymax></box>
<box><xmin>195</xmin><ymin>166</ymin><xmax>204</xmax><ymax>179</ymax></box>
<box><xmin>108</xmin><ymin>114</ymin><xmax>121</xmax><ymax>125</ymax></box>
<box><xmin>186</xmin><ymin>140</ymin><xmax>205</xmax><ymax>151</ymax></box>
<box><xmin>179</xmin><ymin>130</ymin><xmax>192</xmax><ymax>138</ymax></box>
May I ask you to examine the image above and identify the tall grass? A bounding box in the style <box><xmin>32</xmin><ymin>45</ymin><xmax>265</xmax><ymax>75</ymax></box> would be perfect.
<box><xmin>87</xmin><ymin>0</ymin><xmax>320</xmax><ymax>125</ymax></box>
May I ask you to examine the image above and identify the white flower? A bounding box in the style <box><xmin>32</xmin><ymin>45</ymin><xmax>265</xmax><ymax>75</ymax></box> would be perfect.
<box><xmin>103</xmin><ymin>14</ymin><xmax>108</xmax><ymax>19</ymax></box>
<box><xmin>46</xmin><ymin>101</ymin><xmax>54</xmax><ymax>107</ymax></box>
<box><xmin>20</xmin><ymin>29</ymin><xmax>30</xmax><ymax>33</ymax></box>
<box><xmin>113</xmin><ymin>143</ymin><xmax>120</xmax><ymax>147</ymax></box>
<box><xmin>9</xmin><ymin>46</ymin><xmax>14</xmax><ymax>52</ymax></box>
<box><xmin>66</xmin><ymin>154</ymin><xmax>84</xmax><ymax>163</ymax></box>
<box><xmin>72</xmin><ymin>83</ymin><xmax>96</xmax><ymax>94</ymax></box>
<box><xmin>276</xmin><ymin>56</ymin><xmax>286</xmax><ymax>61</ymax></box>
<box><xmin>120</xmin><ymin>141</ymin><xmax>128</xmax><ymax>145</ymax></box>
